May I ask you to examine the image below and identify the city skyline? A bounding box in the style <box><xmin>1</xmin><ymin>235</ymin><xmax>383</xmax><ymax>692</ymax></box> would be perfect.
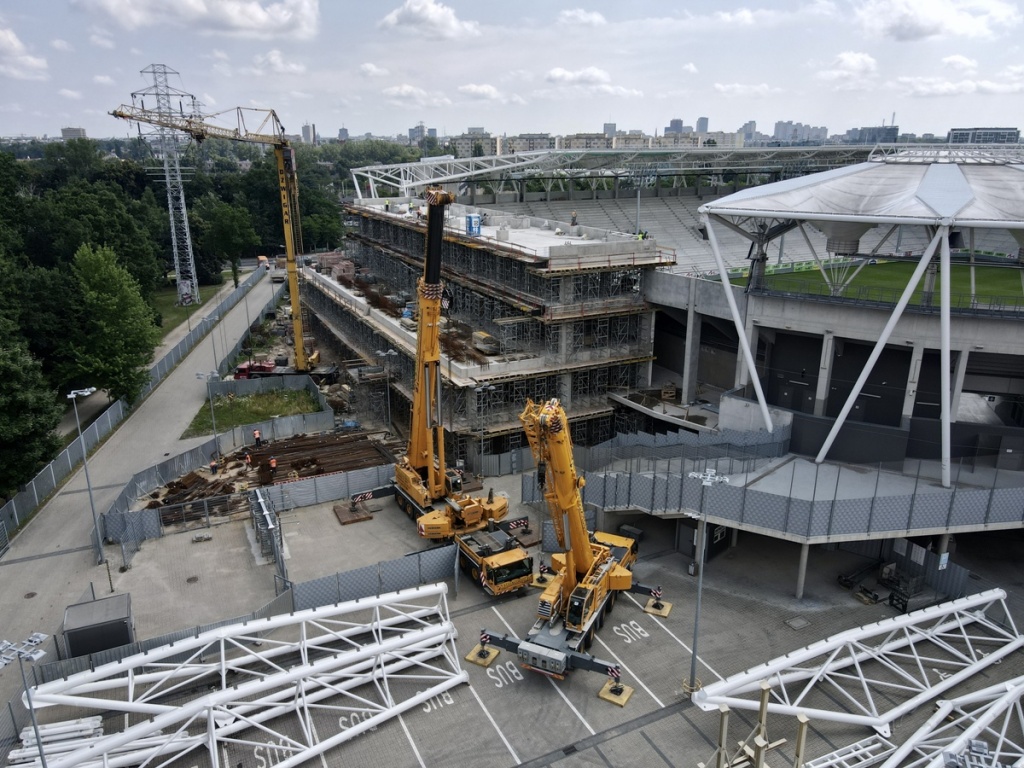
<box><xmin>1</xmin><ymin>0</ymin><xmax>1022</xmax><ymax>140</ymax></box>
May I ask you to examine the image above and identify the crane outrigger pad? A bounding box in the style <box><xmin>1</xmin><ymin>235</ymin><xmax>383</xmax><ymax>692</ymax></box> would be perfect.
<box><xmin>598</xmin><ymin>679</ymin><xmax>634</xmax><ymax>707</ymax></box>
<box><xmin>644</xmin><ymin>597</ymin><xmax>673</xmax><ymax>617</ymax></box>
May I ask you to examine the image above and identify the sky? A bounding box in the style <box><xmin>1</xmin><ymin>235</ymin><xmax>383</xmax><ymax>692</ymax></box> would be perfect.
<box><xmin>1</xmin><ymin>0</ymin><xmax>1023</xmax><ymax>141</ymax></box>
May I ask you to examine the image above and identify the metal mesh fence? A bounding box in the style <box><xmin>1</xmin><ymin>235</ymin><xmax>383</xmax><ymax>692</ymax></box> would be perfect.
<box><xmin>0</xmin><ymin>271</ymin><xmax>277</xmax><ymax>558</ymax></box>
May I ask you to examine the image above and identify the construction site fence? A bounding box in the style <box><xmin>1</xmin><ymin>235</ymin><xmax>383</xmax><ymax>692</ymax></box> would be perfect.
<box><xmin>103</xmin><ymin>460</ymin><xmax>394</xmax><ymax>569</ymax></box>
<box><xmin>287</xmin><ymin>545</ymin><xmax>456</xmax><ymax>612</ymax></box>
<box><xmin>831</xmin><ymin>537</ymin><xmax>972</xmax><ymax>603</ymax></box>
<box><xmin>0</xmin><ymin>270</ymin><xmax>274</xmax><ymax>559</ymax></box>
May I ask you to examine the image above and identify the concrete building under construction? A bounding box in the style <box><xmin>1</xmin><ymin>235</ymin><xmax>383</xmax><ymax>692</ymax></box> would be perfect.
<box><xmin>303</xmin><ymin>198</ymin><xmax>675</xmax><ymax>470</ymax></box>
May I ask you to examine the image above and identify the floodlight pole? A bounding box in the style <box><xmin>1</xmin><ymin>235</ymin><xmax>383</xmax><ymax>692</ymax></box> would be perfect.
<box><xmin>196</xmin><ymin>372</ymin><xmax>221</xmax><ymax>456</ymax></box>
<box><xmin>687</xmin><ymin>467</ymin><xmax>729</xmax><ymax>696</ymax></box>
<box><xmin>18</xmin><ymin>650</ymin><xmax>47</xmax><ymax>768</ymax></box>
<box><xmin>68</xmin><ymin>388</ymin><xmax>103</xmax><ymax>565</ymax></box>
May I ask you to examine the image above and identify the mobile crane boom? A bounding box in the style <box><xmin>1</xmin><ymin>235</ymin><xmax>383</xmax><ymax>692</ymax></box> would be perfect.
<box><xmin>481</xmin><ymin>398</ymin><xmax>666</xmax><ymax>682</ymax></box>
<box><xmin>110</xmin><ymin>105</ymin><xmax>309</xmax><ymax>371</ymax></box>
<box><xmin>393</xmin><ymin>188</ymin><xmax>510</xmax><ymax>539</ymax></box>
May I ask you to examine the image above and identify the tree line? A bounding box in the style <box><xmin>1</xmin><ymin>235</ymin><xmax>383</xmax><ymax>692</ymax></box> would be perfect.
<box><xmin>0</xmin><ymin>134</ymin><xmax>421</xmax><ymax>498</ymax></box>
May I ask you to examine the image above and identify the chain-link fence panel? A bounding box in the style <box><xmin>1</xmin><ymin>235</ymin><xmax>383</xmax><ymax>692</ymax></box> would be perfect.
<box><xmin>869</xmin><ymin>494</ymin><xmax>914</xmax><ymax>533</ymax></box>
<box><xmin>380</xmin><ymin>556</ymin><xmax>420</xmax><ymax>594</ymax></box>
<box><xmin>985</xmin><ymin>487</ymin><xmax>1021</xmax><ymax>525</ymax></box>
<box><xmin>909</xmin><ymin>489</ymin><xmax>954</xmax><ymax>530</ymax></box>
<box><xmin>339</xmin><ymin>564</ymin><xmax>381</xmax><ymax>604</ymax></box>
<box><xmin>950</xmin><ymin>488</ymin><xmax>989</xmax><ymax>526</ymax></box>
<box><xmin>421</xmin><ymin>545</ymin><xmax>457</xmax><ymax>583</ymax></box>
<box><xmin>829</xmin><ymin>498</ymin><xmax>872</xmax><ymax>537</ymax></box>
<box><xmin>292</xmin><ymin>571</ymin><xmax>343</xmax><ymax>611</ymax></box>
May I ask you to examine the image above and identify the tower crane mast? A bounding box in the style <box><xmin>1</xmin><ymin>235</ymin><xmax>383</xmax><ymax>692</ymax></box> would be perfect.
<box><xmin>111</xmin><ymin>105</ymin><xmax>310</xmax><ymax>372</ymax></box>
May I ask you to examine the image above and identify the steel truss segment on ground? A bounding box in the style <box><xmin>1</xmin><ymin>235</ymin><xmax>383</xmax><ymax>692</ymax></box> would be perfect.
<box><xmin>880</xmin><ymin>675</ymin><xmax>1024</xmax><ymax>768</ymax></box>
<box><xmin>26</xmin><ymin>584</ymin><xmax>465</xmax><ymax>768</ymax></box>
<box><xmin>694</xmin><ymin>589</ymin><xmax>1021</xmax><ymax>737</ymax></box>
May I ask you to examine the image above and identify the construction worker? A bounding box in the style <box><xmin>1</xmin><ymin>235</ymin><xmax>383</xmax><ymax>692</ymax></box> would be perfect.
<box><xmin>209</xmin><ymin>456</ymin><xmax>219</xmax><ymax>475</ymax></box>
<box><xmin>253</xmin><ymin>428</ymin><xmax>262</xmax><ymax>448</ymax></box>
<box><xmin>244</xmin><ymin>452</ymin><xmax>252</xmax><ymax>469</ymax></box>
<box><xmin>269</xmin><ymin>456</ymin><xmax>278</xmax><ymax>477</ymax></box>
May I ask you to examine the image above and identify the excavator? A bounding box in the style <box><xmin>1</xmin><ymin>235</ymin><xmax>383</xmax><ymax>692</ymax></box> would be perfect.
<box><xmin>110</xmin><ymin>105</ymin><xmax>335</xmax><ymax>380</ymax></box>
<box><xmin>481</xmin><ymin>398</ymin><xmax>667</xmax><ymax>683</ymax></box>
<box><xmin>393</xmin><ymin>187</ymin><xmax>510</xmax><ymax>539</ymax></box>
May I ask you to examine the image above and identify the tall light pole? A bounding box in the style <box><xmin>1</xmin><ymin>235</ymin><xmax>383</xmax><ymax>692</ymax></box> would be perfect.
<box><xmin>208</xmin><ymin>315</ymin><xmax>221</xmax><ymax>374</ymax></box>
<box><xmin>17</xmin><ymin>644</ymin><xmax>48</xmax><ymax>768</ymax></box>
<box><xmin>375</xmin><ymin>349</ymin><xmax>398</xmax><ymax>433</ymax></box>
<box><xmin>686</xmin><ymin>467</ymin><xmax>729</xmax><ymax>696</ymax></box>
<box><xmin>474</xmin><ymin>385</ymin><xmax>496</xmax><ymax>474</ymax></box>
<box><xmin>67</xmin><ymin>388</ymin><xmax>104</xmax><ymax>565</ymax></box>
<box><xmin>196</xmin><ymin>372</ymin><xmax>221</xmax><ymax>456</ymax></box>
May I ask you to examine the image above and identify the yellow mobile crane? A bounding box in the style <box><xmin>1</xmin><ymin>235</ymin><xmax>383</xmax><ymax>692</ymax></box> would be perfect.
<box><xmin>482</xmin><ymin>398</ymin><xmax>668</xmax><ymax>684</ymax></box>
<box><xmin>394</xmin><ymin>188</ymin><xmax>511</xmax><ymax>539</ymax></box>
<box><xmin>110</xmin><ymin>105</ymin><xmax>334</xmax><ymax>379</ymax></box>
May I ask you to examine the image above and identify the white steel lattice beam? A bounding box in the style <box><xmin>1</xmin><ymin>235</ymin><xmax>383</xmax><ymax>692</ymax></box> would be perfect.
<box><xmin>24</xmin><ymin>584</ymin><xmax>466</xmax><ymax>768</ymax></box>
<box><xmin>880</xmin><ymin>675</ymin><xmax>1024</xmax><ymax>768</ymax></box>
<box><xmin>693</xmin><ymin>589</ymin><xmax>1021</xmax><ymax>737</ymax></box>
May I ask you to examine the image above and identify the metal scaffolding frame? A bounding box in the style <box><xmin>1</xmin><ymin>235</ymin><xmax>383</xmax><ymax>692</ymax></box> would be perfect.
<box><xmin>25</xmin><ymin>584</ymin><xmax>464</xmax><ymax>768</ymax></box>
<box><xmin>694</xmin><ymin>589</ymin><xmax>1022</xmax><ymax>737</ymax></box>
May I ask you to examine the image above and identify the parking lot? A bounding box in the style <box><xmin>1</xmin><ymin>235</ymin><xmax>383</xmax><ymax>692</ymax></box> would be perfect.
<box><xmin>83</xmin><ymin>475</ymin><xmax>993</xmax><ymax>768</ymax></box>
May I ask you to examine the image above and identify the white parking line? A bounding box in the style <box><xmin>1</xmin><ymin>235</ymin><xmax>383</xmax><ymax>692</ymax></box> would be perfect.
<box><xmin>591</xmin><ymin>634</ymin><xmax>664</xmax><ymax>708</ymax></box>
<box><xmin>397</xmin><ymin>713</ymin><xmax>427</xmax><ymax>768</ymax></box>
<box><xmin>467</xmin><ymin>681</ymin><xmax>521</xmax><ymax>763</ymax></box>
<box><xmin>623</xmin><ymin>592</ymin><xmax>724</xmax><ymax>683</ymax></box>
<box><xmin>491</xmin><ymin>606</ymin><xmax>596</xmax><ymax>736</ymax></box>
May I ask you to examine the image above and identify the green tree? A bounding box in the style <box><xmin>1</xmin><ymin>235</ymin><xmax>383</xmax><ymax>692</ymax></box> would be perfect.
<box><xmin>0</xmin><ymin>332</ymin><xmax>63</xmax><ymax>495</ymax></box>
<box><xmin>70</xmin><ymin>245</ymin><xmax>160</xmax><ymax>404</ymax></box>
<box><xmin>191</xmin><ymin>196</ymin><xmax>259</xmax><ymax>286</ymax></box>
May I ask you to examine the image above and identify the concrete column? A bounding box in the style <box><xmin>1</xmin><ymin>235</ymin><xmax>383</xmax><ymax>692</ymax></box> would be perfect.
<box><xmin>735</xmin><ymin>319</ymin><xmax>757</xmax><ymax>390</ymax></box>
<box><xmin>901</xmin><ymin>343</ymin><xmax>925</xmax><ymax>429</ymax></box>
<box><xmin>937</xmin><ymin>532</ymin><xmax>951</xmax><ymax>555</ymax></box>
<box><xmin>795</xmin><ymin>542</ymin><xmax>810</xmax><ymax>599</ymax></box>
<box><xmin>730</xmin><ymin>527</ymin><xmax>739</xmax><ymax>548</ymax></box>
<box><xmin>950</xmin><ymin>350</ymin><xmax>968</xmax><ymax>422</ymax></box>
<box><xmin>814</xmin><ymin>334</ymin><xmax>835</xmax><ymax>417</ymax></box>
<box><xmin>681</xmin><ymin>278</ymin><xmax>702</xmax><ymax>403</ymax></box>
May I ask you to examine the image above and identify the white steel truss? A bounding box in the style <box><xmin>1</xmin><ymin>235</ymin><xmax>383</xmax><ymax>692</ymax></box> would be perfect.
<box><xmin>23</xmin><ymin>584</ymin><xmax>466</xmax><ymax>768</ymax></box>
<box><xmin>693</xmin><ymin>589</ymin><xmax>1022</xmax><ymax>737</ymax></box>
<box><xmin>351</xmin><ymin>146</ymin><xmax>876</xmax><ymax>198</ymax></box>
<box><xmin>881</xmin><ymin>675</ymin><xmax>1024</xmax><ymax>768</ymax></box>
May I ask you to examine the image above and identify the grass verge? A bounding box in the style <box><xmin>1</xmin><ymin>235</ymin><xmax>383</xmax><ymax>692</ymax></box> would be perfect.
<box><xmin>182</xmin><ymin>388</ymin><xmax>321</xmax><ymax>439</ymax></box>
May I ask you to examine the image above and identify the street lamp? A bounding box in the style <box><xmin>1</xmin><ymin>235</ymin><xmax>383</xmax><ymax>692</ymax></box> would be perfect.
<box><xmin>17</xmin><ymin>643</ymin><xmax>48</xmax><ymax>768</ymax></box>
<box><xmin>196</xmin><ymin>372</ymin><xmax>221</xmax><ymax>457</ymax></box>
<box><xmin>67</xmin><ymin>388</ymin><xmax>104</xmax><ymax>565</ymax></box>
<box><xmin>208</xmin><ymin>315</ymin><xmax>221</xmax><ymax>374</ymax></box>
<box><xmin>686</xmin><ymin>467</ymin><xmax>729</xmax><ymax>696</ymax></box>
<box><xmin>375</xmin><ymin>349</ymin><xmax>398</xmax><ymax>432</ymax></box>
<box><xmin>474</xmin><ymin>385</ymin><xmax>496</xmax><ymax>473</ymax></box>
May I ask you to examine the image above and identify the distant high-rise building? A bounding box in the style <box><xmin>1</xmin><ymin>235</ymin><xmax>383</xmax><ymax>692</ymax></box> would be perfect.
<box><xmin>466</xmin><ymin>126</ymin><xmax>487</xmax><ymax>135</ymax></box>
<box><xmin>301</xmin><ymin>123</ymin><xmax>313</xmax><ymax>144</ymax></box>
<box><xmin>61</xmin><ymin>127</ymin><xmax>87</xmax><ymax>140</ymax></box>
<box><xmin>503</xmin><ymin>133</ymin><xmax>557</xmax><ymax>153</ymax></box>
<box><xmin>664</xmin><ymin>118</ymin><xmax>684</xmax><ymax>135</ymax></box>
<box><xmin>773</xmin><ymin>120</ymin><xmax>828</xmax><ymax>143</ymax></box>
<box><xmin>338</xmin><ymin>127</ymin><xmax>349</xmax><ymax>140</ymax></box>
<box><xmin>695</xmin><ymin>117</ymin><xmax>709</xmax><ymax>133</ymax></box>
<box><xmin>603</xmin><ymin>122</ymin><xmax>616</xmax><ymax>138</ymax></box>
<box><xmin>409</xmin><ymin>122</ymin><xmax>427</xmax><ymax>144</ymax></box>
<box><xmin>947</xmin><ymin>127</ymin><xmax>1020</xmax><ymax>144</ymax></box>
<box><xmin>739</xmin><ymin>121</ymin><xmax>757</xmax><ymax>142</ymax></box>
<box><xmin>845</xmin><ymin>125</ymin><xmax>898</xmax><ymax>144</ymax></box>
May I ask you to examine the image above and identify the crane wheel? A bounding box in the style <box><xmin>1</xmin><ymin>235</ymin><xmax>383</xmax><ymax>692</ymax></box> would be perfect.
<box><xmin>607</xmin><ymin>591</ymin><xmax>617</xmax><ymax>614</ymax></box>
<box><xmin>471</xmin><ymin>567</ymin><xmax>480</xmax><ymax>584</ymax></box>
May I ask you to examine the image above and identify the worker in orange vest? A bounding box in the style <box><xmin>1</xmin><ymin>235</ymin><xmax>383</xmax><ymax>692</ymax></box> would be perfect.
<box><xmin>253</xmin><ymin>428</ymin><xmax>262</xmax><ymax>448</ymax></box>
<box><xmin>269</xmin><ymin>456</ymin><xmax>278</xmax><ymax>477</ymax></box>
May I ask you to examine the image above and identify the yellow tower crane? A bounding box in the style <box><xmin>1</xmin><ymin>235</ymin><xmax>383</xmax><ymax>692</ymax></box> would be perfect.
<box><xmin>110</xmin><ymin>105</ymin><xmax>310</xmax><ymax>372</ymax></box>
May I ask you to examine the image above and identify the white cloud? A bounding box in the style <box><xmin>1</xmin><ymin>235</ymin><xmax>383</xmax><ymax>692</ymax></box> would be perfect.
<box><xmin>211</xmin><ymin>49</ymin><xmax>229</xmax><ymax>60</ymax></box>
<box><xmin>713</xmin><ymin>82</ymin><xmax>783</xmax><ymax>97</ymax></box>
<box><xmin>89</xmin><ymin>31</ymin><xmax>115</xmax><ymax>49</ymax></box>
<box><xmin>59</xmin><ymin>88</ymin><xmax>83</xmax><ymax>99</ymax></box>
<box><xmin>201</xmin><ymin>92</ymin><xmax>217</xmax><ymax>107</ymax></box>
<box><xmin>557</xmin><ymin>9</ymin><xmax>607</xmax><ymax>26</ymax></box>
<box><xmin>93</xmin><ymin>74</ymin><xmax>114</xmax><ymax>84</ymax></box>
<box><xmin>50</xmin><ymin>38</ymin><xmax>73</xmax><ymax>51</ymax></box>
<box><xmin>73</xmin><ymin>0</ymin><xmax>319</xmax><ymax>40</ymax></box>
<box><xmin>856</xmin><ymin>0</ymin><xmax>1021</xmax><ymax>40</ymax></box>
<box><xmin>682</xmin><ymin>62</ymin><xmax>698</xmax><ymax>74</ymax></box>
<box><xmin>816</xmin><ymin>51</ymin><xmax>877</xmax><ymax>89</ymax></box>
<box><xmin>895</xmin><ymin>75</ymin><xmax>1024</xmax><ymax>96</ymax></box>
<box><xmin>379</xmin><ymin>0</ymin><xmax>479</xmax><ymax>39</ymax></box>
<box><xmin>360</xmin><ymin>62</ymin><xmax>389</xmax><ymax>77</ymax></box>
<box><xmin>942</xmin><ymin>54</ymin><xmax>978</xmax><ymax>72</ymax></box>
<box><xmin>251</xmin><ymin>50</ymin><xmax>305</xmax><ymax>74</ymax></box>
<box><xmin>458</xmin><ymin>83</ymin><xmax>502</xmax><ymax>100</ymax></box>
<box><xmin>545</xmin><ymin>66</ymin><xmax>610</xmax><ymax>85</ymax></box>
<box><xmin>714</xmin><ymin>9</ymin><xmax>758</xmax><ymax>25</ymax></box>
<box><xmin>0</xmin><ymin>102</ymin><xmax>24</xmax><ymax>113</ymax></box>
<box><xmin>0</xmin><ymin>25</ymin><xmax>48</xmax><ymax>80</ymax></box>
<box><xmin>381</xmin><ymin>83</ymin><xmax>451</xmax><ymax>108</ymax></box>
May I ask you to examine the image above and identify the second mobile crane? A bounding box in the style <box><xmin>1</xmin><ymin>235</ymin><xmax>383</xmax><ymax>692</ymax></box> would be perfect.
<box><xmin>481</xmin><ymin>398</ymin><xmax>669</xmax><ymax>690</ymax></box>
<box><xmin>389</xmin><ymin>189</ymin><xmax>524</xmax><ymax>573</ymax></box>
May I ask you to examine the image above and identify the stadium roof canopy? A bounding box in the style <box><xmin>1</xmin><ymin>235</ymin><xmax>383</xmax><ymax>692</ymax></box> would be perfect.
<box><xmin>350</xmin><ymin>145</ymin><xmax>877</xmax><ymax>199</ymax></box>
<box><xmin>700</xmin><ymin>145</ymin><xmax>1024</xmax><ymax>233</ymax></box>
